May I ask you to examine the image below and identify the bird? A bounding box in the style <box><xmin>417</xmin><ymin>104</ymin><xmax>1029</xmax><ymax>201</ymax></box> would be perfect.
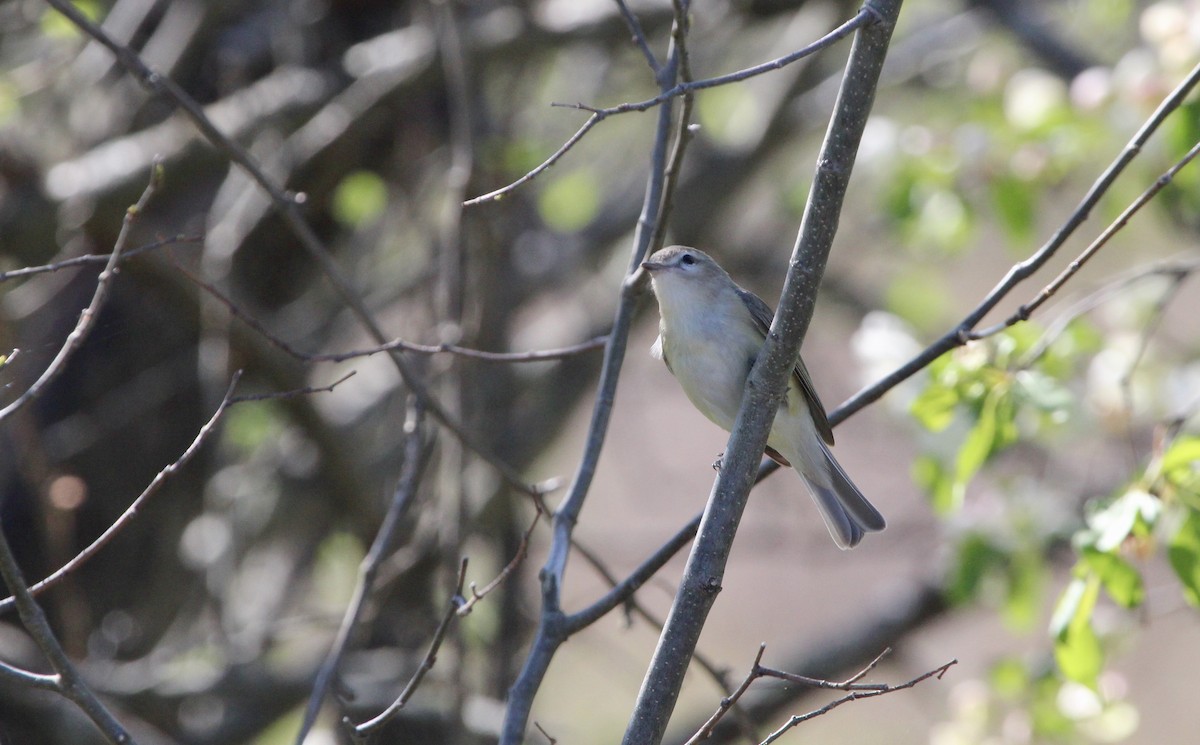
<box><xmin>641</xmin><ymin>245</ymin><xmax>885</xmax><ymax>548</ymax></box>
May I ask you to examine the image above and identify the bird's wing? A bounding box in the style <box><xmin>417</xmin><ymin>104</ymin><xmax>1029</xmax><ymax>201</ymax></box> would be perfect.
<box><xmin>735</xmin><ymin>286</ymin><xmax>835</xmax><ymax>446</ymax></box>
<box><xmin>650</xmin><ymin>333</ymin><xmax>674</xmax><ymax>373</ymax></box>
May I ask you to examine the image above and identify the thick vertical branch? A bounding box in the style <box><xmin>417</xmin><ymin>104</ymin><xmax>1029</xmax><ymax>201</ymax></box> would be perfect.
<box><xmin>498</xmin><ymin>6</ymin><xmax>695</xmax><ymax>743</ymax></box>
<box><xmin>620</xmin><ymin>3</ymin><xmax>903</xmax><ymax>743</ymax></box>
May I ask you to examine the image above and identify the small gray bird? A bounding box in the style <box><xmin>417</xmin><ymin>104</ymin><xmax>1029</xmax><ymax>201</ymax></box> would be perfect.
<box><xmin>641</xmin><ymin>245</ymin><xmax>885</xmax><ymax>548</ymax></box>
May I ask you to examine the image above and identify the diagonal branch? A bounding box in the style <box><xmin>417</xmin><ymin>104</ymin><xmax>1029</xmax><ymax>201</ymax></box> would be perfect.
<box><xmin>968</xmin><ymin>137</ymin><xmax>1200</xmax><ymax>341</ymax></box>
<box><xmin>464</xmin><ymin>4</ymin><xmax>876</xmax><ymax>206</ymax></box>
<box><xmin>0</xmin><ymin>163</ymin><xmax>162</xmax><ymax>424</ymax></box>
<box><xmin>621</xmin><ymin>3</ymin><xmax>903</xmax><ymax>742</ymax></box>
<box><xmin>498</xmin><ymin>3</ymin><xmax>698</xmax><ymax>742</ymax></box>
<box><xmin>40</xmin><ymin>0</ymin><xmax>538</xmax><ymax>497</ymax></box>
<box><xmin>180</xmin><ymin>266</ymin><xmax>607</xmax><ymax>364</ymax></box>
<box><xmin>0</xmin><ymin>500</ymin><xmax>136</xmax><ymax>744</ymax></box>
<box><xmin>0</xmin><ymin>234</ymin><xmax>200</xmax><ymax>283</ymax></box>
<box><xmin>831</xmin><ymin>58</ymin><xmax>1200</xmax><ymax>427</ymax></box>
<box><xmin>0</xmin><ymin>374</ymin><xmax>241</xmax><ymax>614</ymax></box>
<box><xmin>293</xmin><ymin>401</ymin><xmax>430</xmax><ymax>745</ymax></box>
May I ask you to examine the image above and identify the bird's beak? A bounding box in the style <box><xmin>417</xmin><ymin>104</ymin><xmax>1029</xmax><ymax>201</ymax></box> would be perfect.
<box><xmin>641</xmin><ymin>260</ymin><xmax>666</xmax><ymax>272</ymax></box>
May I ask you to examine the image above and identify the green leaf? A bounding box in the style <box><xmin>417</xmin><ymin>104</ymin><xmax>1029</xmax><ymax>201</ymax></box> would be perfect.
<box><xmin>1055</xmin><ymin>620</ymin><xmax>1103</xmax><ymax>688</ymax></box>
<box><xmin>1081</xmin><ymin>548</ymin><xmax>1144</xmax><ymax>608</ymax></box>
<box><xmin>912</xmin><ymin>455</ymin><xmax>956</xmax><ymax>514</ymax></box>
<box><xmin>538</xmin><ymin>169</ymin><xmax>600</xmax><ymax>233</ymax></box>
<box><xmin>332</xmin><ymin>171</ymin><xmax>388</xmax><ymax>228</ymax></box>
<box><xmin>224</xmin><ymin>401</ymin><xmax>283</xmax><ymax>454</ymax></box>
<box><xmin>914</xmin><ymin>187</ymin><xmax>974</xmax><ymax>255</ymax></box>
<box><xmin>991</xmin><ymin>173</ymin><xmax>1037</xmax><ymax>244</ymax></box>
<box><xmin>989</xmin><ymin>658</ymin><xmax>1029</xmax><ymax>699</ymax></box>
<box><xmin>1163</xmin><ymin>435</ymin><xmax>1200</xmax><ymax>475</ymax></box>
<box><xmin>1003</xmin><ymin>550</ymin><xmax>1044</xmax><ymax>630</ymax></box>
<box><xmin>1168</xmin><ymin>510</ymin><xmax>1200</xmax><ymax>608</ymax></box>
<box><xmin>946</xmin><ymin>533</ymin><xmax>1003</xmax><ymax>605</ymax></box>
<box><xmin>1015</xmin><ymin>370</ymin><xmax>1073</xmax><ymax>414</ymax></box>
<box><xmin>1049</xmin><ymin>576</ymin><xmax>1087</xmax><ymax>638</ymax></box>
<box><xmin>953</xmin><ymin>386</ymin><xmax>1010</xmax><ymax>502</ymax></box>
<box><xmin>1089</xmin><ymin>489</ymin><xmax>1161</xmax><ymax>552</ymax></box>
<box><xmin>41</xmin><ymin>1</ymin><xmax>101</xmax><ymax>39</ymax></box>
<box><xmin>910</xmin><ymin>382</ymin><xmax>959</xmax><ymax>432</ymax></box>
<box><xmin>1052</xmin><ymin>575</ymin><xmax>1103</xmax><ymax>688</ymax></box>
<box><xmin>1163</xmin><ymin>437</ymin><xmax>1200</xmax><ymax>508</ymax></box>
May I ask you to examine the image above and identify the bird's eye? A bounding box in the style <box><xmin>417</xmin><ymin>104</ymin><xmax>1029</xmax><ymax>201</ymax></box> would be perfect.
<box><xmin>680</xmin><ymin>253</ymin><xmax>695</xmax><ymax>266</ymax></box>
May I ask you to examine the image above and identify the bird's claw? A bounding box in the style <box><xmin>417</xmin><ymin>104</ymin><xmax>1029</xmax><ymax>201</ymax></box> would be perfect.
<box><xmin>712</xmin><ymin>452</ymin><xmax>724</xmax><ymax>472</ymax></box>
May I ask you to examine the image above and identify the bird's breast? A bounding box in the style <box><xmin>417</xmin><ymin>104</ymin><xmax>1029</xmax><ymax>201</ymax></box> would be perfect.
<box><xmin>660</xmin><ymin>314</ymin><xmax>761</xmax><ymax>433</ymax></box>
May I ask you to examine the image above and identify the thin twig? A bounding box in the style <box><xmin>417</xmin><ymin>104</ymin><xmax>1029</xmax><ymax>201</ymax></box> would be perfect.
<box><xmin>463</xmin><ymin>112</ymin><xmax>603</xmax><ymax>206</ymax></box>
<box><xmin>180</xmin><ymin>265</ymin><xmax>607</xmax><ymax>364</ymax></box>
<box><xmin>684</xmin><ymin>647</ymin><xmax>949</xmax><ymax>745</ymax></box>
<box><xmin>645</xmin><ymin>0</ymin><xmax>696</xmax><ymax>256</ymax></box>
<box><xmin>459</xmin><ymin>508</ymin><xmax>541</xmax><ymax>616</ymax></box>
<box><xmin>500</xmin><ymin>1</ymin><xmax>696</xmax><ymax>738</ymax></box>
<box><xmin>464</xmin><ymin>5</ymin><xmax>874</xmax><ymax>206</ymax></box>
<box><xmin>0</xmin><ymin>162</ymin><xmax>162</xmax><ymax>425</ymax></box>
<box><xmin>294</xmin><ymin>401</ymin><xmax>430</xmax><ymax>745</ymax></box>
<box><xmin>350</xmin><ymin>558</ymin><xmax>469</xmax><ymax>739</ymax></box>
<box><xmin>230</xmin><ymin>371</ymin><xmax>357</xmax><ymax>403</ymax></box>
<box><xmin>968</xmin><ymin>137</ymin><xmax>1200</xmax><ymax>341</ymax></box>
<box><xmin>684</xmin><ymin>644</ymin><xmax>768</xmax><ymax>745</ymax></box>
<box><xmin>0</xmin><ymin>660</ymin><xmax>60</xmax><ymax>691</ymax></box>
<box><xmin>1019</xmin><ymin>257</ymin><xmax>1200</xmax><ymax>366</ymax></box>
<box><xmin>615</xmin><ymin>0</ymin><xmax>662</xmax><ymax>74</ymax></box>
<box><xmin>41</xmin><ymin>0</ymin><xmax>539</xmax><ymax>497</ymax></box>
<box><xmin>758</xmin><ymin>658</ymin><xmax>957</xmax><ymax>744</ymax></box>
<box><xmin>0</xmin><ymin>506</ymin><xmax>136</xmax><ymax>744</ymax></box>
<box><xmin>832</xmin><ymin>58</ymin><xmax>1200</xmax><ymax>428</ymax></box>
<box><xmin>0</xmin><ymin>234</ymin><xmax>201</xmax><ymax>283</ymax></box>
<box><xmin>0</xmin><ymin>371</ymin><xmax>239</xmax><ymax>614</ymax></box>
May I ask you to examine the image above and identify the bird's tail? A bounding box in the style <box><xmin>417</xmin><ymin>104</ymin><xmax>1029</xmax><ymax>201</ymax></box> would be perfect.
<box><xmin>797</xmin><ymin>442</ymin><xmax>886</xmax><ymax>550</ymax></box>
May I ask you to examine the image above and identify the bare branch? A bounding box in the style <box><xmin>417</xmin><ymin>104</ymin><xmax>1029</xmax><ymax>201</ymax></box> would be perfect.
<box><xmin>684</xmin><ymin>644</ymin><xmax>767</xmax><ymax>745</ymax></box>
<box><xmin>0</xmin><ymin>503</ymin><xmax>136</xmax><ymax>744</ymax></box>
<box><xmin>758</xmin><ymin>658</ymin><xmax>957</xmax><ymax>744</ymax></box>
<box><xmin>968</xmin><ymin>137</ymin><xmax>1200</xmax><ymax>341</ymax></box>
<box><xmin>0</xmin><ymin>372</ymin><xmax>240</xmax><ymax>614</ymax></box>
<box><xmin>0</xmin><ymin>234</ymin><xmax>201</xmax><ymax>283</ymax></box>
<box><xmin>180</xmin><ymin>266</ymin><xmax>606</xmax><ymax>364</ymax></box>
<box><xmin>685</xmin><ymin>646</ymin><xmax>955</xmax><ymax>745</ymax></box>
<box><xmin>229</xmin><ymin>371</ymin><xmax>357</xmax><ymax>404</ymax></box>
<box><xmin>464</xmin><ymin>5</ymin><xmax>874</xmax><ymax>206</ymax></box>
<box><xmin>463</xmin><ymin>112</ymin><xmax>603</xmax><ymax>206</ymax></box>
<box><xmin>832</xmin><ymin>58</ymin><xmax>1200</xmax><ymax>427</ymax></box>
<box><xmin>350</xmin><ymin>558</ymin><xmax>469</xmax><ymax>739</ymax></box>
<box><xmin>621</xmin><ymin>3</ymin><xmax>902</xmax><ymax>741</ymax></box>
<box><xmin>459</xmin><ymin>509</ymin><xmax>541</xmax><ymax>616</ymax></box>
<box><xmin>500</xmin><ymin>1</ymin><xmax>700</xmax><ymax>739</ymax></box>
<box><xmin>295</xmin><ymin>401</ymin><xmax>430</xmax><ymax>745</ymax></box>
<box><xmin>40</xmin><ymin>0</ymin><xmax>539</xmax><ymax>497</ymax></box>
<box><xmin>0</xmin><ymin>163</ymin><xmax>162</xmax><ymax>425</ymax></box>
<box><xmin>615</xmin><ymin>0</ymin><xmax>662</xmax><ymax>74</ymax></box>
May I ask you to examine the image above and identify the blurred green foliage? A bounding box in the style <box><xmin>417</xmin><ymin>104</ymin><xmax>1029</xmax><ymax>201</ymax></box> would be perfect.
<box><xmin>332</xmin><ymin>171</ymin><xmax>389</xmax><ymax>229</ymax></box>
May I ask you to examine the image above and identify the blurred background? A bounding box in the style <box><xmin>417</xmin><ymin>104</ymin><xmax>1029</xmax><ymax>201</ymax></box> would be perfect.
<box><xmin>0</xmin><ymin>0</ymin><xmax>1198</xmax><ymax>743</ymax></box>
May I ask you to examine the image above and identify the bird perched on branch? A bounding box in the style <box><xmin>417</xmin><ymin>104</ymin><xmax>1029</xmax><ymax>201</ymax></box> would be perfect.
<box><xmin>641</xmin><ymin>245</ymin><xmax>885</xmax><ymax>548</ymax></box>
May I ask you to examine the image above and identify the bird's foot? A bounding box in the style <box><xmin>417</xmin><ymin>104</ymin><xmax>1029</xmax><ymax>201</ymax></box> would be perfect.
<box><xmin>712</xmin><ymin>452</ymin><xmax>724</xmax><ymax>472</ymax></box>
